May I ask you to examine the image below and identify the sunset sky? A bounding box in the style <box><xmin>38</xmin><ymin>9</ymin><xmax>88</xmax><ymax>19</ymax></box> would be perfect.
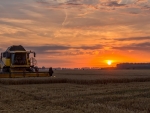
<box><xmin>1</xmin><ymin>0</ymin><xmax>150</xmax><ymax>68</ymax></box>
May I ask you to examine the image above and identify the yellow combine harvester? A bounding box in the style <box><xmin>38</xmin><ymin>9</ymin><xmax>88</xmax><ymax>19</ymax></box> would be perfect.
<box><xmin>0</xmin><ymin>45</ymin><xmax>49</xmax><ymax>78</ymax></box>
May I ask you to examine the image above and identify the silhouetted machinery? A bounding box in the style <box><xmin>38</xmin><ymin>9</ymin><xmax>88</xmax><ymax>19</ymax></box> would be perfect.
<box><xmin>0</xmin><ymin>45</ymin><xmax>49</xmax><ymax>78</ymax></box>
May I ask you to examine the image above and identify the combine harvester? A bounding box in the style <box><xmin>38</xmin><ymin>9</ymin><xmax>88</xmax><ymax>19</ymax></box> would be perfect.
<box><xmin>0</xmin><ymin>45</ymin><xmax>49</xmax><ymax>78</ymax></box>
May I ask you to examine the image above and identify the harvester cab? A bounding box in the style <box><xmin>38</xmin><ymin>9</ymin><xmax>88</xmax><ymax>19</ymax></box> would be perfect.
<box><xmin>0</xmin><ymin>45</ymin><xmax>36</xmax><ymax>72</ymax></box>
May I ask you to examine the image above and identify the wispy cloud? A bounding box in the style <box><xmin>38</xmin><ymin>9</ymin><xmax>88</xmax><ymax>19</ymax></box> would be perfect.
<box><xmin>115</xmin><ymin>36</ymin><xmax>150</xmax><ymax>41</ymax></box>
<box><xmin>112</xmin><ymin>42</ymin><xmax>150</xmax><ymax>51</ymax></box>
<box><xmin>101</xmin><ymin>1</ymin><xmax>126</xmax><ymax>7</ymax></box>
<box><xmin>1</xmin><ymin>0</ymin><xmax>150</xmax><ymax>67</ymax></box>
<box><xmin>26</xmin><ymin>44</ymin><xmax>103</xmax><ymax>52</ymax></box>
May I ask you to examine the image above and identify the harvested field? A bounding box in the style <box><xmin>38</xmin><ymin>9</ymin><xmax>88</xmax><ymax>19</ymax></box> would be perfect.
<box><xmin>1</xmin><ymin>82</ymin><xmax>150</xmax><ymax>113</ymax></box>
<box><xmin>53</xmin><ymin>69</ymin><xmax>150</xmax><ymax>80</ymax></box>
<box><xmin>1</xmin><ymin>70</ymin><xmax>150</xmax><ymax>113</ymax></box>
<box><xmin>1</xmin><ymin>69</ymin><xmax>150</xmax><ymax>85</ymax></box>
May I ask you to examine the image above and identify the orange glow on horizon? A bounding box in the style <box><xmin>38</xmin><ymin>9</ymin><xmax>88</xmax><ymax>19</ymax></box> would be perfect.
<box><xmin>37</xmin><ymin>49</ymin><xmax>150</xmax><ymax>68</ymax></box>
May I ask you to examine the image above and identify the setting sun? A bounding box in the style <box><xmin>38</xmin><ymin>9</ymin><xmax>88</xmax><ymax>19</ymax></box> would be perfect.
<box><xmin>107</xmin><ymin>60</ymin><xmax>112</xmax><ymax>65</ymax></box>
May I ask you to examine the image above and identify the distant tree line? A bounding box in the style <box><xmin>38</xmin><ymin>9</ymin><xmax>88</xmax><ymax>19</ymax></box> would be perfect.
<box><xmin>116</xmin><ymin>63</ymin><xmax>150</xmax><ymax>69</ymax></box>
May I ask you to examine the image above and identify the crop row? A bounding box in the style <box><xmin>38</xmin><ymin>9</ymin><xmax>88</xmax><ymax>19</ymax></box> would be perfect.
<box><xmin>1</xmin><ymin>77</ymin><xmax>150</xmax><ymax>85</ymax></box>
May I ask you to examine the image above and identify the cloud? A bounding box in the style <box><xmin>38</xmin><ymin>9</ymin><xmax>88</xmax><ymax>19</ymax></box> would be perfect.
<box><xmin>136</xmin><ymin>42</ymin><xmax>150</xmax><ymax>47</ymax></box>
<box><xmin>76</xmin><ymin>45</ymin><xmax>103</xmax><ymax>50</ymax></box>
<box><xmin>26</xmin><ymin>45</ymin><xmax>71</xmax><ymax>52</ymax></box>
<box><xmin>101</xmin><ymin>1</ymin><xmax>126</xmax><ymax>7</ymax></box>
<box><xmin>40</xmin><ymin>58</ymin><xmax>73</xmax><ymax>64</ymax></box>
<box><xmin>0</xmin><ymin>18</ymin><xmax>34</xmax><ymax>24</ymax></box>
<box><xmin>36</xmin><ymin>0</ymin><xmax>50</xmax><ymax>4</ymax></box>
<box><xmin>115</xmin><ymin>36</ymin><xmax>150</xmax><ymax>41</ymax></box>
<box><xmin>112</xmin><ymin>42</ymin><xmax>150</xmax><ymax>51</ymax></box>
<box><xmin>25</xmin><ymin>44</ymin><xmax>103</xmax><ymax>53</ymax></box>
<box><xmin>118</xmin><ymin>0</ymin><xmax>135</xmax><ymax>4</ymax></box>
<box><xmin>1</xmin><ymin>1</ymin><xmax>150</xmax><ymax>49</ymax></box>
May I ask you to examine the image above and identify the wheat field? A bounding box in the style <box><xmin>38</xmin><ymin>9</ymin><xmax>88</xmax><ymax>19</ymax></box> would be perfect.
<box><xmin>0</xmin><ymin>69</ymin><xmax>150</xmax><ymax>113</ymax></box>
